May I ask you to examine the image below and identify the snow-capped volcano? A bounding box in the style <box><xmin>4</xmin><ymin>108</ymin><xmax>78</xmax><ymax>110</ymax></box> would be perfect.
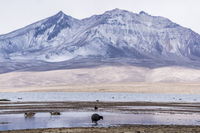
<box><xmin>1</xmin><ymin>9</ymin><xmax>200</xmax><ymax>62</ymax></box>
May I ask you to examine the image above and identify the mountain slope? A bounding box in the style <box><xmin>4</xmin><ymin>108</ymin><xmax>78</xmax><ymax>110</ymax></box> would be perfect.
<box><xmin>1</xmin><ymin>9</ymin><xmax>200</xmax><ymax>62</ymax></box>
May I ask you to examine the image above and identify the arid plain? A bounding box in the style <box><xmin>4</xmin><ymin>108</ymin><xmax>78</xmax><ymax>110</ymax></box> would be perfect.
<box><xmin>0</xmin><ymin>65</ymin><xmax>200</xmax><ymax>94</ymax></box>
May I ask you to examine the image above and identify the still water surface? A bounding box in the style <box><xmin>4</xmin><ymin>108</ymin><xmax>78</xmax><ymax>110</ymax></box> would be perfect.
<box><xmin>0</xmin><ymin>92</ymin><xmax>200</xmax><ymax>102</ymax></box>
<box><xmin>0</xmin><ymin>112</ymin><xmax>200</xmax><ymax>131</ymax></box>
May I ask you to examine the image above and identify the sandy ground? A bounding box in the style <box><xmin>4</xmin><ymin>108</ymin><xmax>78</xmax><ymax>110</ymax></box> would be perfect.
<box><xmin>0</xmin><ymin>65</ymin><xmax>200</xmax><ymax>94</ymax></box>
<box><xmin>1</xmin><ymin>82</ymin><xmax>200</xmax><ymax>95</ymax></box>
<box><xmin>1</xmin><ymin>65</ymin><xmax>200</xmax><ymax>93</ymax></box>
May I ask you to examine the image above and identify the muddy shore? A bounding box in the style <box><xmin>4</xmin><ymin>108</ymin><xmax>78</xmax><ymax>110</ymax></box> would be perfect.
<box><xmin>1</xmin><ymin>125</ymin><xmax>200</xmax><ymax>133</ymax></box>
<box><xmin>1</xmin><ymin>101</ymin><xmax>200</xmax><ymax>115</ymax></box>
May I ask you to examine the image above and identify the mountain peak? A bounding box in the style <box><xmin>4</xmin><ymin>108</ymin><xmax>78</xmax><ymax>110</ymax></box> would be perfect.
<box><xmin>33</xmin><ymin>10</ymin><xmax>72</xmax><ymax>40</ymax></box>
<box><xmin>139</xmin><ymin>11</ymin><xmax>149</xmax><ymax>15</ymax></box>
<box><xmin>104</xmin><ymin>8</ymin><xmax>132</xmax><ymax>15</ymax></box>
<box><xmin>54</xmin><ymin>11</ymin><xmax>67</xmax><ymax>18</ymax></box>
<box><xmin>57</xmin><ymin>11</ymin><xmax>65</xmax><ymax>15</ymax></box>
<box><xmin>110</xmin><ymin>8</ymin><xmax>122</xmax><ymax>12</ymax></box>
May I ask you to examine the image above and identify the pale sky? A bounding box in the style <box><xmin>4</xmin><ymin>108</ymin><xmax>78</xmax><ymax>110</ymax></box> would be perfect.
<box><xmin>0</xmin><ymin>0</ymin><xmax>200</xmax><ymax>35</ymax></box>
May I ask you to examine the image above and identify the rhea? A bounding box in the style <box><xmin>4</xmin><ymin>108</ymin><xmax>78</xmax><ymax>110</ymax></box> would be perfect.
<box><xmin>91</xmin><ymin>113</ymin><xmax>103</xmax><ymax>124</ymax></box>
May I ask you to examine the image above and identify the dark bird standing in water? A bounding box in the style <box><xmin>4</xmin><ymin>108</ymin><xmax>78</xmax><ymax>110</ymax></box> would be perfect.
<box><xmin>94</xmin><ymin>106</ymin><xmax>98</xmax><ymax>110</ymax></box>
<box><xmin>91</xmin><ymin>113</ymin><xmax>103</xmax><ymax>124</ymax></box>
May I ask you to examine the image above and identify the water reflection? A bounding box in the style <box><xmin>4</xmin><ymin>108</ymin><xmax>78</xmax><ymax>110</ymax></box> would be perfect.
<box><xmin>0</xmin><ymin>112</ymin><xmax>200</xmax><ymax>131</ymax></box>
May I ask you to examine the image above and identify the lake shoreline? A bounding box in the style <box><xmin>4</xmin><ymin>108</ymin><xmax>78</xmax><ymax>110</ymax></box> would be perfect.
<box><xmin>1</xmin><ymin>125</ymin><xmax>200</xmax><ymax>133</ymax></box>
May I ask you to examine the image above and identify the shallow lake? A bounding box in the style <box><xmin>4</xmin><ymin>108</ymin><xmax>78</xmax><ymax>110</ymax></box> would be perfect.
<box><xmin>1</xmin><ymin>111</ymin><xmax>200</xmax><ymax>131</ymax></box>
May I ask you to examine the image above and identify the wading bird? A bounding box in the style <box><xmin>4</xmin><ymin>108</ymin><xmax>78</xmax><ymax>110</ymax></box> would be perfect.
<box><xmin>91</xmin><ymin>113</ymin><xmax>103</xmax><ymax>125</ymax></box>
